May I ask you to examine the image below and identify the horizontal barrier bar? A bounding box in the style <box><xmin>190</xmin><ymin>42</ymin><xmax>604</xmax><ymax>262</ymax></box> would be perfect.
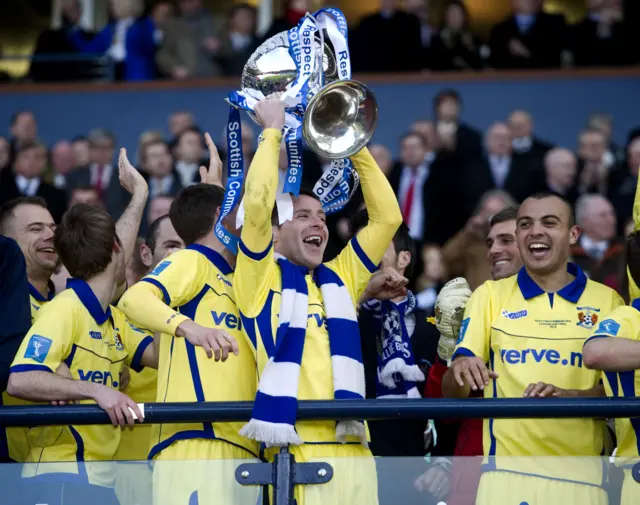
<box><xmin>1</xmin><ymin>398</ymin><xmax>639</xmax><ymax>427</ymax></box>
<box><xmin>2</xmin><ymin>53</ymin><xmax>108</xmax><ymax>62</ymax></box>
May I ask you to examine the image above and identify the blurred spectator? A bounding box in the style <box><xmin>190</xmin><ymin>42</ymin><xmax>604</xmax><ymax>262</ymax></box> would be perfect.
<box><xmin>577</xmin><ymin>128</ymin><xmax>612</xmax><ymax>195</ymax></box>
<box><xmin>30</xmin><ymin>0</ymin><xmax>96</xmax><ymax>82</ymax></box>
<box><xmin>9</xmin><ymin>112</ymin><xmax>38</xmax><ymax>162</ymax></box>
<box><xmin>153</xmin><ymin>0</ymin><xmax>197</xmax><ymax>80</ymax></box>
<box><xmin>608</xmin><ymin>137</ymin><xmax>640</xmax><ymax>234</ymax></box>
<box><xmin>0</xmin><ymin>142</ymin><xmax>67</xmax><ymax>223</ymax></box>
<box><xmin>0</xmin><ymin>137</ymin><xmax>10</xmax><ymax>174</ymax></box>
<box><xmin>404</xmin><ymin>0</ymin><xmax>437</xmax><ymax>70</ymax></box>
<box><xmin>442</xmin><ymin>189</ymin><xmax>516</xmax><ymax>290</ymax></box>
<box><xmin>178</xmin><ymin>0</ymin><xmax>225</xmax><ymax>77</ymax></box>
<box><xmin>67</xmin><ymin>128</ymin><xmax>128</xmax><ymax>217</ymax></box>
<box><xmin>136</xmin><ymin>129</ymin><xmax>165</xmax><ymax>166</ymax></box>
<box><xmin>587</xmin><ymin>112</ymin><xmax>624</xmax><ymax>163</ymax></box>
<box><xmin>415</xmin><ymin>244</ymin><xmax>445</xmax><ymax>314</ymax></box>
<box><xmin>433</xmin><ymin>90</ymin><xmax>482</xmax><ymax>159</ymax></box>
<box><xmin>69</xmin><ymin>185</ymin><xmax>103</xmax><ymax>208</ymax></box>
<box><xmin>141</xmin><ymin>139</ymin><xmax>182</xmax><ymax>199</ymax></box>
<box><xmin>68</xmin><ymin>0</ymin><xmax>157</xmax><ymax>81</ymax></box>
<box><xmin>50</xmin><ymin>141</ymin><xmax>76</xmax><ymax>189</ymax></box>
<box><xmin>368</xmin><ymin>144</ymin><xmax>393</xmax><ymax>177</ymax></box>
<box><xmin>168</xmin><ymin>111</ymin><xmax>195</xmax><ymax>153</ymax></box>
<box><xmin>507</xmin><ymin>109</ymin><xmax>552</xmax><ymax>167</ymax></box>
<box><xmin>147</xmin><ymin>194</ymin><xmax>174</xmax><ymax>226</ymax></box>
<box><xmin>542</xmin><ymin>147</ymin><xmax>579</xmax><ymax>206</ymax></box>
<box><xmin>71</xmin><ymin>136</ymin><xmax>91</xmax><ymax>168</ymax></box>
<box><xmin>430</xmin><ymin>1</ymin><xmax>483</xmax><ymax>71</ymax></box>
<box><xmin>458</xmin><ymin>122</ymin><xmax>536</xmax><ymax>218</ymax></box>
<box><xmin>572</xmin><ymin>0</ymin><xmax>628</xmax><ymax>67</ymax></box>
<box><xmin>410</xmin><ymin>120</ymin><xmax>437</xmax><ymax>152</ymax></box>
<box><xmin>174</xmin><ymin>127</ymin><xmax>205</xmax><ymax>187</ymax></box>
<box><xmin>220</xmin><ymin>4</ymin><xmax>259</xmax><ymax>76</ymax></box>
<box><xmin>351</xmin><ymin>0</ymin><xmax>422</xmax><ymax>72</ymax></box>
<box><xmin>262</xmin><ymin>0</ymin><xmax>313</xmax><ymax>42</ymax></box>
<box><xmin>489</xmin><ymin>0</ymin><xmax>568</xmax><ymax>69</ymax></box>
<box><xmin>571</xmin><ymin>194</ymin><xmax>624</xmax><ymax>293</ymax></box>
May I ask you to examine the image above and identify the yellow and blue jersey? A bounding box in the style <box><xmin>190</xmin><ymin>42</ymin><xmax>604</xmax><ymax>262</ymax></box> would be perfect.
<box><xmin>587</xmin><ymin>300</ymin><xmax>640</xmax><ymax>467</ymax></box>
<box><xmin>121</xmin><ymin>244</ymin><xmax>259</xmax><ymax>459</ymax></box>
<box><xmin>10</xmin><ymin>278</ymin><xmax>153</xmax><ymax>486</ymax></box>
<box><xmin>234</xmin><ymin>129</ymin><xmax>402</xmax><ymax>445</ymax></box>
<box><xmin>453</xmin><ymin>263</ymin><xmax>624</xmax><ymax>485</ymax></box>
<box><xmin>28</xmin><ymin>281</ymin><xmax>54</xmax><ymax>322</ymax></box>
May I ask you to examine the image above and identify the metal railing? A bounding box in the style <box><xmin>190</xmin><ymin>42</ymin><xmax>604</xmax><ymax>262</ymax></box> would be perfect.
<box><xmin>1</xmin><ymin>53</ymin><xmax>115</xmax><ymax>82</ymax></box>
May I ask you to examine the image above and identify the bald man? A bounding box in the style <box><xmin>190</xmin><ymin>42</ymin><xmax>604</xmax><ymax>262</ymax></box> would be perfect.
<box><xmin>508</xmin><ymin>109</ymin><xmax>552</xmax><ymax>161</ymax></box>
<box><xmin>542</xmin><ymin>147</ymin><xmax>579</xmax><ymax>206</ymax></box>
<box><xmin>459</xmin><ymin>122</ymin><xmax>539</xmax><ymax>218</ymax></box>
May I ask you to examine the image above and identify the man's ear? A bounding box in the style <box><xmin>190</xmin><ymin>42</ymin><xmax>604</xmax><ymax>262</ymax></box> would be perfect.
<box><xmin>397</xmin><ymin>250</ymin><xmax>411</xmax><ymax>272</ymax></box>
<box><xmin>113</xmin><ymin>239</ymin><xmax>122</xmax><ymax>254</ymax></box>
<box><xmin>140</xmin><ymin>244</ymin><xmax>153</xmax><ymax>269</ymax></box>
<box><xmin>569</xmin><ymin>225</ymin><xmax>581</xmax><ymax>246</ymax></box>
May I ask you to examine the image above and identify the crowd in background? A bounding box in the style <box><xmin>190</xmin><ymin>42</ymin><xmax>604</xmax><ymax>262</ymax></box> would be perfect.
<box><xmin>20</xmin><ymin>0</ymin><xmax>639</xmax><ymax>83</ymax></box>
<box><xmin>2</xmin><ymin>84</ymin><xmax>640</xmax><ymax>311</ymax></box>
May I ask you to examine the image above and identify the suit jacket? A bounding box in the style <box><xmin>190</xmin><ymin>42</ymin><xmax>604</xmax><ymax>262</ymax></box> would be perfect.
<box><xmin>457</xmin><ymin>154</ymin><xmax>540</xmax><ymax>219</ymax></box>
<box><xmin>219</xmin><ymin>32</ymin><xmax>260</xmax><ymax>76</ymax></box>
<box><xmin>0</xmin><ymin>176</ymin><xmax>67</xmax><ymax>223</ymax></box>
<box><xmin>571</xmin><ymin>18</ymin><xmax>629</xmax><ymax>67</ymax></box>
<box><xmin>30</xmin><ymin>26</ymin><xmax>96</xmax><ymax>82</ymax></box>
<box><xmin>155</xmin><ymin>17</ymin><xmax>197</xmax><ymax>78</ymax></box>
<box><xmin>489</xmin><ymin>12</ymin><xmax>568</xmax><ymax>69</ymax></box>
<box><xmin>69</xmin><ymin>17</ymin><xmax>157</xmax><ymax>81</ymax></box>
<box><xmin>513</xmin><ymin>137</ymin><xmax>553</xmax><ymax>172</ymax></box>
<box><xmin>66</xmin><ymin>165</ymin><xmax>129</xmax><ymax>219</ymax></box>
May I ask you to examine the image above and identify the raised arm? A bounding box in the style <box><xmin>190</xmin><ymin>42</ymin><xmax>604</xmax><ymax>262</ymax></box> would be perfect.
<box><xmin>113</xmin><ymin>148</ymin><xmax>149</xmax><ymax>300</ymax></box>
<box><xmin>234</xmin><ymin>96</ymin><xmax>285</xmax><ymax>317</ymax></box>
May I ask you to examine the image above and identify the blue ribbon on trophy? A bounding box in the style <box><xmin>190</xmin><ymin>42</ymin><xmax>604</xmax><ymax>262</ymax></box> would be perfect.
<box><xmin>219</xmin><ymin>7</ymin><xmax>377</xmax><ymax>252</ymax></box>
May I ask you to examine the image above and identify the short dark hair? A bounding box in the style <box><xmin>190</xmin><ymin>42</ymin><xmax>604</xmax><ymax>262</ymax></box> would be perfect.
<box><xmin>627</xmin><ymin>231</ymin><xmax>640</xmax><ymax>288</ymax></box>
<box><xmin>433</xmin><ymin>89</ymin><xmax>462</xmax><ymax>110</ymax></box>
<box><xmin>16</xmin><ymin>140</ymin><xmax>45</xmax><ymax>156</ymax></box>
<box><xmin>145</xmin><ymin>214</ymin><xmax>171</xmax><ymax>252</ymax></box>
<box><xmin>54</xmin><ymin>204</ymin><xmax>118</xmax><ymax>280</ymax></box>
<box><xmin>490</xmin><ymin>206</ymin><xmax>518</xmax><ymax>228</ymax></box>
<box><xmin>271</xmin><ymin>188</ymin><xmax>321</xmax><ymax>226</ymax></box>
<box><xmin>523</xmin><ymin>191</ymin><xmax>575</xmax><ymax>227</ymax></box>
<box><xmin>141</xmin><ymin>138</ymin><xmax>170</xmax><ymax>164</ymax></box>
<box><xmin>0</xmin><ymin>196</ymin><xmax>48</xmax><ymax>233</ymax></box>
<box><xmin>10</xmin><ymin>111</ymin><xmax>32</xmax><ymax>127</ymax></box>
<box><xmin>170</xmin><ymin>183</ymin><xmax>225</xmax><ymax>245</ymax></box>
<box><xmin>400</xmin><ymin>131</ymin><xmax>427</xmax><ymax>148</ymax></box>
<box><xmin>178</xmin><ymin>126</ymin><xmax>203</xmax><ymax>143</ymax></box>
<box><xmin>350</xmin><ymin>209</ymin><xmax>416</xmax><ymax>278</ymax></box>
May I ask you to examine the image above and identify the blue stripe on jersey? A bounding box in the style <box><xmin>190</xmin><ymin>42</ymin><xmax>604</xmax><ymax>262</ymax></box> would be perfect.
<box><xmin>189</xmin><ymin>490</ymin><xmax>199</xmax><ymax>505</ymax></box>
<box><xmin>68</xmin><ymin>425</ymin><xmax>88</xmax><ymax>482</ymax></box>
<box><xmin>487</xmin><ymin>348</ymin><xmax>497</xmax><ymax>469</ymax></box>
<box><xmin>130</xmin><ymin>336</ymin><xmax>153</xmax><ymax>373</ymax></box>
<box><xmin>63</xmin><ymin>344</ymin><xmax>78</xmax><ymax>368</ymax></box>
<box><xmin>618</xmin><ymin>371</ymin><xmax>640</xmax><ymax>456</ymax></box>
<box><xmin>239</xmin><ymin>238</ymin><xmax>272</xmax><ymax>261</ymax></box>
<box><xmin>10</xmin><ymin>363</ymin><xmax>54</xmax><ymax>374</ymax></box>
<box><xmin>186</xmin><ymin>244</ymin><xmax>233</xmax><ymax>275</ymax></box>
<box><xmin>605</xmin><ymin>371</ymin><xmax>619</xmax><ymax>397</ymax></box>
<box><xmin>351</xmin><ymin>237</ymin><xmax>378</xmax><ymax>273</ymax></box>
<box><xmin>140</xmin><ymin>278</ymin><xmax>171</xmax><ymax>305</ymax></box>
<box><xmin>256</xmin><ymin>291</ymin><xmax>276</xmax><ymax>358</ymax></box>
<box><xmin>451</xmin><ymin>347</ymin><xmax>476</xmax><ymax>361</ymax></box>
<box><xmin>240</xmin><ymin>312</ymin><xmax>257</xmax><ymax>349</ymax></box>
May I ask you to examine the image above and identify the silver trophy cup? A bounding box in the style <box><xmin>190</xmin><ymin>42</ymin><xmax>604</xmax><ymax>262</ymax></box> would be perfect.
<box><xmin>238</xmin><ymin>30</ymin><xmax>378</xmax><ymax>160</ymax></box>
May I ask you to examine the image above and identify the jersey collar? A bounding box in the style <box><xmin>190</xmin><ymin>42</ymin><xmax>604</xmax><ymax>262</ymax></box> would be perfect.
<box><xmin>66</xmin><ymin>278</ymin><xmax>113</xmax><ymax>325</ymax></box>
<box><xmin>517</xmin><ymin>262</ymin><xmax>587</xmax><ymax>303</ymax></box>
<box><xmin>186</xmin><ymin>244</ymin><xmax>233</xmax><ymax>275</ymax></box>
<box><xmin>631</xmin><ymin>299</ymin><xmax>640</xmax><ymax>312</ymax></box>
<box><xmin>28</xmin><ymin>281</ymin><xmax>55</xmax><ymax>302</ymax></box>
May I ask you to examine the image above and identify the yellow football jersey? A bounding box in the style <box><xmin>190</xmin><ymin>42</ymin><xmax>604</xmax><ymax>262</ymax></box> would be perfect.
<box><xmin>453</xmin><ymin>263</ymin><xmax>624</xmax><ymax>485</ymax></box>
<box><xmin>234</xmin><ymin>129</ymin><xmax>401</xmax><ymax>445</ymax></box>
<box><xmin>28</xmin><ymin>281</ymin><xmax>54</xmax><ymax>322</ymax></box>
<box><xmin>587</xmin><ymin>301</ymin><xmax>640</xmax><ymax>466</ymax></box>
<box><xmin>121</xmin><ymin>245</ymin><xmax>259</xmax><ymax>459</ymax></box>
<box><xmin>10</xmin><ymin>279</ymin><xmax>153</xmax><ymax>486</ymax></box>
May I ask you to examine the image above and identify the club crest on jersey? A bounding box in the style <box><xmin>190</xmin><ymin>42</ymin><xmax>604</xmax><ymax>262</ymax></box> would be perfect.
<box><xmin>502</xmin><ymin>309</ymin><xmax>527</xmax><ymax>320</ymax></box>
<box><xmin>577</xmin><ymin>306</ymin><xmax>600</xmax><ymax>329</ymax></box>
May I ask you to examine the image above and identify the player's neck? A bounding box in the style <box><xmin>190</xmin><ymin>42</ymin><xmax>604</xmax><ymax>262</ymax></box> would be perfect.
<box><xmin>527</xmin><ymin>264</ymin><xmax>574</xmax><ymax>294</ymax></box>
<box><xmin>27</xmin><ymin>273</ymin><xmax>50</xmax><ymax>297</ymax></box>
<box><xmin>194</xmin><ymin>237</ymin><xmax>237</xmax><ymax>269</ymax></box>
<box><xmin>85</xmin><ymin>270</ymin><xmax>117</xmax><ymax>312</ymax></box>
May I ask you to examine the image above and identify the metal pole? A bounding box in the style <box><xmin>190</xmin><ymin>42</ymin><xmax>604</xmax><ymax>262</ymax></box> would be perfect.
<box><xmin>272</xmin><ymin>447</ymin><xmax>294</xmax><ymax>505</ymax></box>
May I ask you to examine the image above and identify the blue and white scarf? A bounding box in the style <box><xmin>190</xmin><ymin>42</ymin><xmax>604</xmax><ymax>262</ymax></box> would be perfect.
<box><xmin>361</xmin><ymin>292</ymin><xmax>425</xmax><ymax>398</ymax></box>
<box><xmin>240</xmin><ymin>256</ymin><xmax>367</xmax><ymax>447</ymax></box>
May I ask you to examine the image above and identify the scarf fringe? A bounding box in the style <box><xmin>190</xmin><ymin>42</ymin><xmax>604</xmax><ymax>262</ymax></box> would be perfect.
<box><xmin>240</xmin><ymin>419</ymin><xmax>303</xmax><ymax>448</ymax></box>
<box><xmin>379</xmin><ymin>359</ymin><xmax>425</xmax><ymax>387</ymax></box>
<box><xmin>336</xmin><ymin>420</ymin><xmax>369</xmax><ymax>447</ymax></box>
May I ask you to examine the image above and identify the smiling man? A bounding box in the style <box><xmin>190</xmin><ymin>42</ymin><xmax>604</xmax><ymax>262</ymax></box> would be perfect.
<box><xmin>446</xmin><ymin>192</ymin><xmax>623</xmax><ymax>505</ymax></box>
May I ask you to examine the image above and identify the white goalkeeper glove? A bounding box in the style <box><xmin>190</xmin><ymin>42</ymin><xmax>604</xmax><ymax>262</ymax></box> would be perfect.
<box><xmin>434</xmin><ymin>277</ymin><xmax>472</xmax><ymax>362</ymax></box>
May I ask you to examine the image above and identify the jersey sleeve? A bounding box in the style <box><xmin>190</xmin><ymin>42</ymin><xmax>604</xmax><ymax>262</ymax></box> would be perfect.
<box><xmin>234</xmin><ymin>129</ymin><xmax>281</xmax><ymax>318</ymax></box>
<box><xmin>451</xmin><ymin>282</ymin><xmax>493</xmax><ymax>363</ymax></box>
<box><xmin>10</xmin><ymin>300</ymin><xmax>75</xmax><ymax>374</ymax></box>
<box><xmin>325</xmin><ymin>147</ymin><xmax>403</xmax><ymax>302</ymax></box>
<box><xmin>116</xmin><ymin>311</ymin><xmax>155</xmax><ymax>373</ymax></box>
<box><xmin>586</xmin><ymin>308</ymin><xmax>635</xmax><ymax>344</ymax></box>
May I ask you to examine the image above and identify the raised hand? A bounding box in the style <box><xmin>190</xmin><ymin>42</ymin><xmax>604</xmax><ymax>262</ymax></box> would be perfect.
<box><xmin>176</xmin><ymin>319</ymin><xmax>239</xmax><ymax>361</ymax></box>
<box><xmin>118</xmin><ymin>148</ymin><xmax>148</xmax><ymax>196</ymax></box>
<box><xmin>199</xmin><ymin>132</ymin><xmax>223</xmax><ymax>187</ymax></box>
<box><xmin>361</xmin><ymin>267</ymin><xmax>408</xmax><ymax>302</ymax></box>
<box><xmin>254</xmin><ymin>94</ymin><xmax>285</xmax><ymax>131</ymax></box>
